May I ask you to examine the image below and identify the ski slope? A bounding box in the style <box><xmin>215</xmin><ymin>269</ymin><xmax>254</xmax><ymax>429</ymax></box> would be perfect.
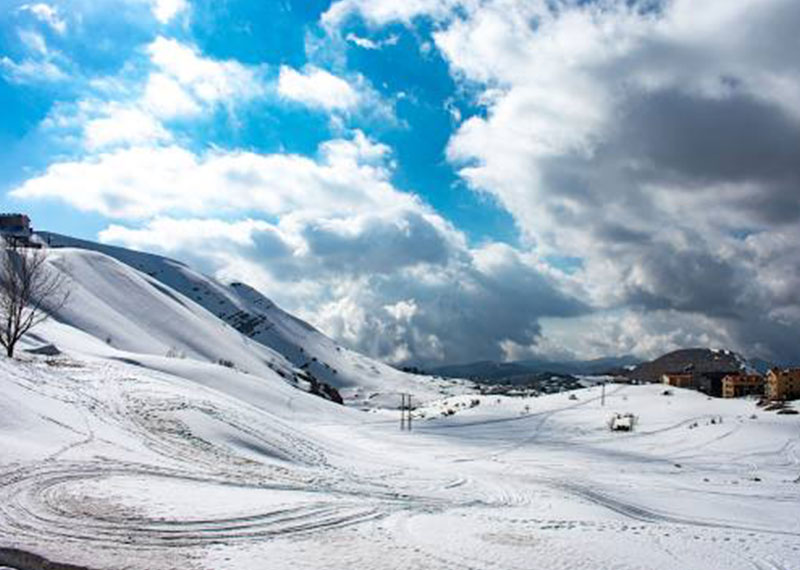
<box><xmin>0</xmin><ymin>241</ymin><xmax>798</xmax><ymax>569</ymax></box>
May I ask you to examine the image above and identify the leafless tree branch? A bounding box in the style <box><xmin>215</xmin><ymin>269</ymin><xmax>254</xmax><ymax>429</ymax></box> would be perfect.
<box><xmin>0</xmin><ymin>240</ymin><xmax>70</xmax><ymax>357</ymax></box>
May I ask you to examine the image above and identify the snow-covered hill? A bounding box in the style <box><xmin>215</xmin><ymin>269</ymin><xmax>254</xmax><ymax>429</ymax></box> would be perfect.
<box><xmin>1</xmin><ymin>350</ymin><xmax>798</xmax><ymax>570</ymax></box>
<box><xmin>624</xmin><ymin>348</ymin><xmax>758</xmax><ymax>382</ymax></box>
<box><xmin>37</xmin><ymin>233</ymin><xmax>472</xmax><ymax>406</ymax></box>
<box><xmin>0</xmin><ymin>236</ymin><xmax>798</xmax><ymax>570</ymax></box>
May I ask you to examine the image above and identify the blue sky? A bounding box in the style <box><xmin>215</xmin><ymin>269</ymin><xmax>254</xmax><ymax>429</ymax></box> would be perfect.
<box><xmin>2</xmin><ymin>0</ymin><xmax>800</xmax><ymax>366</ymax></box>
<box><xmin>1</xmin><ymin>0</ymin><xmax>515</xmax><ymax>245</ymax></box>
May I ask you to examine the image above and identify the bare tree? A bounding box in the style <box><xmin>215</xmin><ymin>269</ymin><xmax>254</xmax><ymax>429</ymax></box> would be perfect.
<box><xmin>0</xmin><ymin>241</ymin><xmax>70</xmax><ymax>357</ymax></box>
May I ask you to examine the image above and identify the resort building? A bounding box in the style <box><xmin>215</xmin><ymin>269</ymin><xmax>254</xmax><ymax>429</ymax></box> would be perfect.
<box><xmin>662</xmin><ymin>373</ymin><xmax>693</xmax><ymax>389</ymax></box>
<box><xmin>721</xmin><ymin>374</ymin><xmax>764</xmax><ymax>398</ymax></box>
<box><xmin>765</xmin><ymin>368</ymin><xmax>800</xmax><ymax>401</ymax></box>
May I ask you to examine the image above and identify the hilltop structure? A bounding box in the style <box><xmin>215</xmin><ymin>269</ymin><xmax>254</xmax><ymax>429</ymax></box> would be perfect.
<box><xmin>0</xmin><ymin>213</ymin><xmax>38</xmax><ymax>248</ymax></box>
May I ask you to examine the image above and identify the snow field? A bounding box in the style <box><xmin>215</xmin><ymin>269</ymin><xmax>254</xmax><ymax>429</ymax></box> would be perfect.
<box><xmin>0</xmin><ymin>242</ymin><xmax>797</xmax><ymax>569</ymax></box>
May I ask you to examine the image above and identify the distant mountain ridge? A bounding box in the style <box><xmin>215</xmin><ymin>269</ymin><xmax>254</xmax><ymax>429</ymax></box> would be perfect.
<box><xmin>430</xmin><ymin>355</ymin><xmax>641</xmax><ymax>381</ymax></box>
<box><xmin>431</xmin><ymin>349</ymin><xmax>777</xmax><ymax>384</ymax></box>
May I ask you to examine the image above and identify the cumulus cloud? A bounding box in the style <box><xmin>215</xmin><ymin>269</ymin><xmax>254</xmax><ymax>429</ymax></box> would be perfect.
<box><xmin>11</xmin><ymin>120</ymin><xmax>583</xmax><ymax>365</ymax></box>
<box><xmin>322</xmin><ymin>0</ymin><xmax>461</xmax><ymax>28</ymax></box>
<box><xmin>142</xmin><ymin>72</ymin><xmax>203</xmax><ymax>118</ymax></box>
<box><xmin>10</xmin><ymin>0</ymin><xmax>800</xmax><ymax>365</ymax></box>
<box><xmin>97</xmin><ymin>214</ymin><xmax>584</xmax><ymax>365</ymax></box>
<box><xmin>1</xmin><ymin>28</ymin><xmax>68</xmax><ymax>84</ymax></box>
<box><xmin>34</xmin><ymin>35</ymin><xmax>267</xmax><ymax>153</ymax></box>
<box><xmin>147</xmin><ymin>36</ymin><xmax>265</xmax><ymax>109</ymax></box>
<box><xmin>278</xmin><ymin>65</ymin><xmax>361</xmax><ymax>111</ymax></box>
<box><xmin>345</xmin><ymin>33</ymin><xmax>399</xmax><ymax>50</ymax></box>
<box><xmin>322</xmin><ymin>0</ymin><xmax>800</xmax><ymax>363</ymax></box>
<box><xmin>84</xmin><ymin>105</ymin><xmax>172</xmax><ymax>149</ymax></box>
<box><xmin>10</xmin><ymin>131</ymin><xmax>413</xmax><ymax>218</ymax></box>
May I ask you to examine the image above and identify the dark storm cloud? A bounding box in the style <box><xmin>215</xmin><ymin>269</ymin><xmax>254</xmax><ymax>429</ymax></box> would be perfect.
<box><xmin>433</xmin><ymin>0</ymin><xmax>800</xmax><ymax>362</ymax></box>
<box><xmin>301</xmin><ymin>210</ymin><xmax>459</xmax><ymax>275</ymax></box>
<box><xmin>623</xmin><ymin>248</ymin><xmax>745</xmax><ymax>317</ymax></box>
<box><xmin>528</xmin><ymin>83</ymin><xmax>800</xmax><ymax>325</ymax></box>
<box><xmin>357</xmin><ymin>245</ymin><xmax>589</xmax><ymax>364</ymax></box>
<box><xmin>616</xmin><ymin>90</ymin><xmax>800</xmax><ymax>192</ymax></box>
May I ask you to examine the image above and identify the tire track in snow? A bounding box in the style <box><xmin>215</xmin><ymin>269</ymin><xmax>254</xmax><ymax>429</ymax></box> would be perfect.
<box><xmin>0</xmin><ymin>462</ymin><xmax>386</xmax><ymax>547</ymax></box>
<box><xmin>0</xmin><ymin>359</ymin><xmax>430</xmax><ymax>554</ymax></box>
<box><xmin>553</xmin><ymin>481</ymin><xmax>800</xmax><ymax>538</ymax></box>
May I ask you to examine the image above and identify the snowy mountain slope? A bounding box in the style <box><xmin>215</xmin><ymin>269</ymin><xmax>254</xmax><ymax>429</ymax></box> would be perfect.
<box><xmin>1</xmin><ymin>349</ymin><xmax>798</xmax><ymax>570</ymax></box>
<box><xmin>0</xmin><ymin>236</ymin><xmax>797</xmax><ymax>570</ymax></box>
<box><xmin>31</xmin><ymin>246</ymin><xmax>351</xmax><ymax>404</ymax></box>
<box><xmin>40</xmin><ymin>233</ymin><xmax>471</xmax><ymax>406</ymax></box>
<box><xmin>46</xmin><ymin>248</ymin><xmax>289</xmax><ymax>372</ymax></box>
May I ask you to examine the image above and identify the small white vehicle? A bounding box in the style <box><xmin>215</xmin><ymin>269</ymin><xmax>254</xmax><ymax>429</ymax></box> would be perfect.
<box><xmin>608</xmin><ymin>412</ymin><xmax>636</xmax><ymax>432</ymax></box>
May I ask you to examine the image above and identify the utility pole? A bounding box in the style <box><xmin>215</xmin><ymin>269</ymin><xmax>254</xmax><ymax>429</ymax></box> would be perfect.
<box><xmin>601</xmin><ymin>381</ymin><xmax>606</xmax><ymax>407</ymax></box>
<box><xmin>400</xmin><ymin>393</ymin><xmax>412</xmax><ymax>431</ymax></box>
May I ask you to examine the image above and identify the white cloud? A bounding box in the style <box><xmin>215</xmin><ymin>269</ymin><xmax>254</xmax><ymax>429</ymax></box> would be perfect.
<box><xmin>322</xmin><ymin>0</ymin><xmax>461</xmax><ymax>28</ymax></box>
<box><xmin>96</xmin><ymin>212</ymin><xmax>582</xmax><ymax>366</ymax></box>
<box><xmin>345</xmin><ymin>33</ymin><xmax>399</xmax><ymax>50</ymax></box>
<box><xmin>278</xmin><ymin>65</ymin><xmax>361</xmax><ymax>111</ymax></box>
<box><xmin>21</xmin><ymin>3</ymin><xmax>67</xmax><ymax>34</ymax></box>
<box><xmin>150</xmin><ymin>0</ymin><xmax>189</xmax><ymax>24</ymax></box>
<box><xmin>0</xmin><ymin>56</ymin><xmax>67</xmax><ymax>83</ymax></box>
<box><xmin>520</xmin><ymin>310</ymin><xmax>736</xmax><ymax>362</ymax></box>
<box><xmin>2</xmin><ymin>26</ymin><xmax>70</xmax><ymax>85</ymax></box>
<box><xmin>11</xmin><ymin>0</ymin><xmax>800</xmax><ymax>364</ymax></box>
<box><xmin>35</xmin><ymin>35</ymin><xmax>268</xmax><ymax>152</ymax></box>
<box><xmin>84</xmin><ymin>105</ymin><xmax>172</xmax><ymax>149</ymax></box>
<box><xmin>142</xmin><ymin>72</ymin><xmax>203</xmax><ymax>118</ymax></box>
<box><xmin>10</xmin><ymin>118</ymin><xmax>583</xmax><ymax>364</ymax></box>
<box><xmin>18</xmin><ymin>30</ymin><xmax>49</xmax><ymax>55</ymax></box>
<box><xmin>384</xmin><ymin>299</ymin><xmax>418</xmax><ymax>322</ymax></box>
<box><xmin>10</xmin><ymin>132</ymin><xmax>414</xmax><ymax>219</ymax></box>
<box><xmin>147</xmin><ymin>36</ymin><xmax>265</xmax><ymax>107</ymax></box>
<box><xmin>345</xmin><ymin>33</ymin><xmax>379</xmax><ymax>50</ymax></box>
